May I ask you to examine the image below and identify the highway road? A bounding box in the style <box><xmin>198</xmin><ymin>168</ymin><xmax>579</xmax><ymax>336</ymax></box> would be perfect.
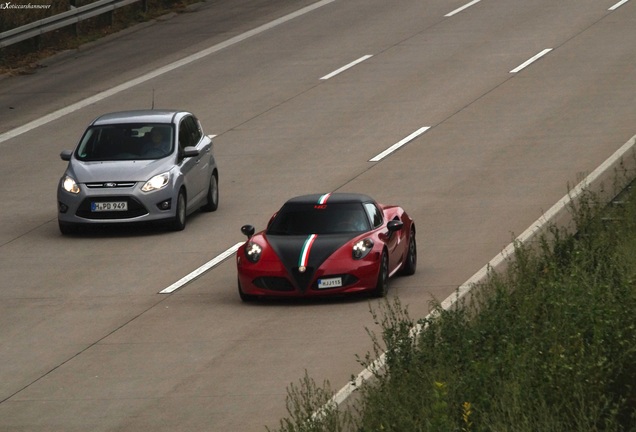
<box><xmin>1</xmin><ymin>0</ymin><xmax>635</xmax><ymax>430</ymax></box>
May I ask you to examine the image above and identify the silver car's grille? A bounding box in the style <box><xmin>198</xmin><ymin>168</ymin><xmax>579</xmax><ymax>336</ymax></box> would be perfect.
<box><xmin>85</xmin><ymin>182</ymin><xmax>136</xmax><ymax>189</ymax></box>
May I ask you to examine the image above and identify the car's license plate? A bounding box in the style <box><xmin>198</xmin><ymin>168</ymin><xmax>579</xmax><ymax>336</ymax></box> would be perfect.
<box><xmin>317</xmin><ymin>277</ymin><xmax>343</xmax><ymax>289</ymax></box>
<box><xmin>91</xmin><ymin>201</ymin><xmax>127</xmax><ymax>212</ymax></box>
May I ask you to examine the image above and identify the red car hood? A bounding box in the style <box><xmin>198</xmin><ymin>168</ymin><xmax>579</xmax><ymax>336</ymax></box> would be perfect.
<box><xmin>264</xmin><ymin>232</ymin><xmax>360</xmax><ymax>291</ymax></box>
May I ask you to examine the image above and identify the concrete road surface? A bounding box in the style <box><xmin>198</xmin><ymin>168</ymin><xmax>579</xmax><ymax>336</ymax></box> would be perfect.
<box><xmin>1</xmin><ymin>0</ymin><xmax>635</xmax><ymax>430</ymax></box>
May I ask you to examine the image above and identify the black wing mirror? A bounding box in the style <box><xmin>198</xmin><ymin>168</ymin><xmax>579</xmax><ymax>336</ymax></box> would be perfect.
<box><xmin>387</xmin><ymin>220</ymin><xmax>404</xmax><ymax>232</ymax></box>
<box><xmin>241</xmin><ymin>224</ymin><xmax>255</xmax><ymax>239</ymax></box>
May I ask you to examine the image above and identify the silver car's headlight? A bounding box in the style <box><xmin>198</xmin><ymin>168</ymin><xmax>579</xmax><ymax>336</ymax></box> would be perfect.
<box><xmin>141</xmin><ymin>172</ymin><xmax>170</xmax><ymax>192</ymax></box>
<box><xmin>62</xmin><ymin>176</ymin><xmax>80</xmax><ymax>194</ymax></box>
<box><xmin>352</xmin><ymin>238</ymin><xmax>374</xmax><ymax>260</ymax></box>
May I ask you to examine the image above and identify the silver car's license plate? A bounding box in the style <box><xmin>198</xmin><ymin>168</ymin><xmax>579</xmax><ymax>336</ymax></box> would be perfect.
<box><xmin>91</xmin><ymin>201</ymin><xmax>127</xmax><ymax>212</ymax></box>
<box><xmin>317</xmin><ymin>277</ymin><xmax>343</xmax><ymax>289</ymax></box>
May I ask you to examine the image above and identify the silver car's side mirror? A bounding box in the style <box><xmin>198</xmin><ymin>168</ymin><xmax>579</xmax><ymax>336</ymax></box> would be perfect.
<box><xmin>60</xmin><ymin>150</ymin><xmax>73</xmax><ymax>161</ymax></box>
<box><xmin>181</xmin><ymin>146</ymin><xmax>200</xmax><ymax>158</ymax></box>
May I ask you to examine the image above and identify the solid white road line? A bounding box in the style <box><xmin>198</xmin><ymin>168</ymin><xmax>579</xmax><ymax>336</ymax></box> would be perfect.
<box><xmin>609</xmin><ymin>0</ymin><xmax>630</xmax><ymax>10</ymax></box>
<box><xmin>320</xmin><ymin>55</ymin><xmax>373</xmax><ymax>80</ymax></box>
<box><xmin>509</xmin><ymin>48</ymin><xmax>553</xmax><ymax>73</ymax></box>
<box><xmin>159</xmin><ymin>242</ymin><xmax>243</xmax><ymax>294</ymax></box>
<box><xmin>325</xmin><ymin>132</ymin><xmax>636</xmax><ymax>414</ymax></box>
<box><xmin>369</xmin><ymin>127</ymin><xmax>430</xmax><ymax>162</ymax></box>
<box><xmin>0</xmin><ymin>0</ymin><xmax>337</xmax><ymax>146</ymax></box>
<box><xmin>445</xmin><ymin>0</ymin><xmax>481</xmax><ymax>17</ymax></box>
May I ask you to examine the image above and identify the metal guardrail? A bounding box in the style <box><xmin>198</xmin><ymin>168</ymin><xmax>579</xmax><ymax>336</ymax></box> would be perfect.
<box><xmin>0</xmin><ymin>0</ymin><xmax>143</xmax><ymax>48</ymax></box>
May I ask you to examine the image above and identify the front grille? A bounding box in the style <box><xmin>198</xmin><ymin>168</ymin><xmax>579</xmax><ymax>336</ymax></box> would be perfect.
<box><xmin>75</xmin><ymin>196</ymin><xmax>148</xmax><ymax>220</ymax></box>
<box><xmin>85</xmin><ymin>181</ymin><xmax>136</xmax><ymax>189</ymax></box>
<box><xmin>253</xmin><ymin>277</ymin><xmax>295</xmax><ymax>292</ymax></box>
<box><xmin>291</xmin><ymin>266</ymin><xmax>315</xmax><ymax>293</ymax></box>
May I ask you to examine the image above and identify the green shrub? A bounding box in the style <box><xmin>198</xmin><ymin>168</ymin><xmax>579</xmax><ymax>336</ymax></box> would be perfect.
<box><xmin>356</xmin><ymin>187</ymin><xmax>636</xmax><ymax>431</ymax></box>
<box><xmin>266</xmin><ymin>371</ymin><xmax>353</xmax><ymax>432</ymax></box>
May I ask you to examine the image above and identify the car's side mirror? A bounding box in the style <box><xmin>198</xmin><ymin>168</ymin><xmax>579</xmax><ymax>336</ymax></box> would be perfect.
<box><xmin>387</xmin><ymin>220</ymin><xmax>404</xmax><ymax>232</ymax></box>
<box><xmin>60</xmin><ymin>150</ymin><xmax>73</xmax><ymax>161</ymax></box>
<box><xmin>241</xmin><ymin>224</ymin><xmax>255</xmax><ymax>239</ymax></box>
<box><xmin>181</xmin><ymin>146</ymin><xmax>200</xmax><ymax>158</ymax></box>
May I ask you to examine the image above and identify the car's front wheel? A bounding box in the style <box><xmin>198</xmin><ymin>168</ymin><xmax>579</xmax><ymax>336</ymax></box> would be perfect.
<box><xmin>201</xmin><ymin>172</ymin><xmax>219</xmax><ymax>212</ymax></box>
<box><xmin>371</xmin><ymin>251</ymin><xmax>389</xmax><ymax>298</ymax></box>
<box><xmin>402</xmin><ymin>229</ymin><xmax>417</xmax><ymax>276</ymax></box>
<box><xmin>170</xmin><ymin>190</ymin><xmax>187</xmax><ymax>231</ymax></box>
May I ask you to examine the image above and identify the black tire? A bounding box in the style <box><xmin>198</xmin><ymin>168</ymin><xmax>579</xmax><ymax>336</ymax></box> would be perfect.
<box><xmin>201</xmin><ymin>172</ymin><xmax>219</xmax><ymax>212</ymax></box>
<box><xmin>59</xmin><ymin>221</ymin><xmax>78</xmax><ymax>235</ymax></box>
<box><xmin>238</xmin><ymin>278</ymin><xmax>257</xmax><ymax>302</ymax></box>
<box><xmin>371</xmin><ymin>251</ymin><xmax>389</xmax><ymax>298</ymax></box>
<box><xmin>401</xmin><ymin>230</ymin><xmax>417</xmax><ymax>276</ymax></box>
<box><xmin>170</xmin><ymin>190</ymin><xmax>187</xmax><ymax>231</ymax></box>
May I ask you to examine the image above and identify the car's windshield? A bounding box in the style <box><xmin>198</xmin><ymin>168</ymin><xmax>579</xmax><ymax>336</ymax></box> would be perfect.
<box><xmin>267</xmin><ymin>202</ymin><xmax>371</xmax><ymax>235</ymax></box>
<box><xmin>75</xmin><ymin>123</ymin><xmax>174</xmax><ymax>161</ymax></box>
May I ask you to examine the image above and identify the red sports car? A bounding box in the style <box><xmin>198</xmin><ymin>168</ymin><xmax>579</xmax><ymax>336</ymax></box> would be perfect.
<box><xmin>236</xmin><ymin>193</ymin><xmax>416</xmax><ymax>301</ymax></box>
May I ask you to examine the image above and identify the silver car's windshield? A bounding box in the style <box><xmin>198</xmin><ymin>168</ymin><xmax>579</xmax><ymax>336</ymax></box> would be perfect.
<box><xmin>75</xmin><ymin>124</ymin><xmax>175</xmax><ymax>161</ymax></box>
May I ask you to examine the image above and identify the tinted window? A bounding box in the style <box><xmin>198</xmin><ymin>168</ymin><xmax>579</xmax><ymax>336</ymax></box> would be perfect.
<box><xmin>188</xmin><ymin>116</ymin><xmax>202</xmax><ymax>143</ymax></box>
<box><xmin>364</xmin><ymin>203</ymin><xmax>384</xmax><ymax>228</ymax></box>
<box><xmin>267</xmin><ymin>203</ymin><xmax>371</xmax><ymax>235</ymax></box>
<box><xmin>179</xmin><ymin>119</ymin><xmax>193</xmax><ymax>148</ymax></box>
<box><xmin>179</xmin><ymin>115</ymin><xmax>202</xmax><ymax>149</ymax></box>
<box><xmin>75</xmin><ymin>124</ymin><xmax>174</xmax><ymax>161</ymax></box>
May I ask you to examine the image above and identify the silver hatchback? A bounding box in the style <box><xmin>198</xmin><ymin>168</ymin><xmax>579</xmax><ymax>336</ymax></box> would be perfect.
<box><xmin>57</xmin><ymin>110</ymin><xmax>219</xmax><ymax>234</ymax></box>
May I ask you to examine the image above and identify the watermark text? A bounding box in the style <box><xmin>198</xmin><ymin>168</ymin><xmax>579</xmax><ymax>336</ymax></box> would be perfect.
<box><xmin>1</xmin><ymin>2</ymin><xmax>52</xmax><ymax>9</ymax></box>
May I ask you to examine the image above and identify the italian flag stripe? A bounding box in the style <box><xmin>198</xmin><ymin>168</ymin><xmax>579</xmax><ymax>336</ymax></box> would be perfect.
<box><xmin>317</xmin><ymin>193</ymin><xmax>332</xmax><ymax>205</ymax></box>
<box><xmin>299</xmin><ymin>234</ymin><xmax>318</xmax><ymax>267</ymax></box>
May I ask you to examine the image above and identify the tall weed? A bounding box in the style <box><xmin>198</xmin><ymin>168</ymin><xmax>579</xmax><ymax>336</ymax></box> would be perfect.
<box><xmin>356</xmin><ymin>188</ymin><xmax>636</xmax><ymax>431</ymax></box>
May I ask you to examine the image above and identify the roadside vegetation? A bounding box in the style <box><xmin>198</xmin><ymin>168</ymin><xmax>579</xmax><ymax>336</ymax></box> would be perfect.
<box><xmin>0</xmin><ymin>0</ymin><xmax>198</xmax><ymax>75</ymax></box>
<box><xmin>268</xmin><ymin>182</ymin><xmax>636</xmax><ymax>431</ymax></box>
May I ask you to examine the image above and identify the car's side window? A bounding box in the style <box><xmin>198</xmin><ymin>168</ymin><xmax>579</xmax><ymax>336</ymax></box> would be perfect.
<box><xmin>178</xmin><ymin>119</ymin><xmax>192</xmax><ymax>150</ymax></box>
<box><xmin>188</xmin><ymin>116</ymin><xmax>202</xmax><ymax>144</ymax></box>
<box><xmin>179</xmin><ymin>121</ymin><xmax>190</xmax><ymax>151</ymax></box>
<box><xmin>179</xmin><ymin>116</ymin><xmax>201</xmax><ymax>150</ymax></box>
<box><xmin>364</xmin><ymin>203</ymin><xmax>384</xmax><ymax>228</ymax></box>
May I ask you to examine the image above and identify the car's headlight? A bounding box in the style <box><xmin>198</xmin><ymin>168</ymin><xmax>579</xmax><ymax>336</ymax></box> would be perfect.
<box><xmin>62</xmin><ymin>176</ymin><xmax>80</xmax><ymax>194</ymax></box>
<box><xmin>352</xmin><ymin>238</ymin><xmax>374</xmax><ymax>260</ymax></box>
<box><xmin>141</xmin><ymin>172</ymin><xmax>170</xmax><ymax>192</ymax></box>
<box><xmin>245</xmin><ymin>241</ymin><xmax>263</xmax><ymax>263</ymax></box>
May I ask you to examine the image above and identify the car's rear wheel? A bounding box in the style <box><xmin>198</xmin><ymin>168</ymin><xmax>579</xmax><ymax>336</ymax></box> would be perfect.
<box><xmin>402</xmin><ymin>230</ymin><xmax>417</xmax><ymax>276</ymax></box>
<box><xmin>170</xmin><ymin>190</ymin><xmax>187</xmax><ymax>231</ymax></box>
<box><xmin>238</xmin><ymin>278</ymin><xmax>257</xmax><ymax>302</ymax></box>
<box><xmin>371</xmin><ymin>251</ymin><xmax>389</xmax><ymax>298</ymax></box>
<box><xmin>201</xmin><ymin>172</ymin><xmax>219</xmax><ymax>212</ymax></box>
<box><xmin>58</xmin><ymin>221</ymin><xmax>78</xmax><ymax>235</ymax></box>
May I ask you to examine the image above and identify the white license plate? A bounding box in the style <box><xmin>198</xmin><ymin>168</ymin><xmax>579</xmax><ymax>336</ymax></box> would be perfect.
<box><xmin>317</xmin><ymin>277</ymin><xmax>343</xmax><ymax>289</ymax></box>
<box><xmin>91</xmin><ymin>201</ymin><xmax>127</xmax><ymax>212</ymax></box>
